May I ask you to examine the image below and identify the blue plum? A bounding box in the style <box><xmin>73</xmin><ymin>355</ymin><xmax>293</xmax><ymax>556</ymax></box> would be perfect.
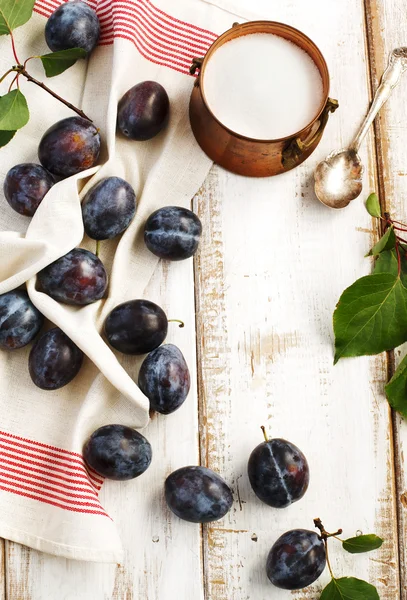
<box><xmin>104</xmin><ymin>299</ymin><xmax>167</xmax><ymax>355</ymax></box>
<box><xmin>38</xmin><ymin>248</ymin><xmax>108</xmax><ymax>305</ymax></box>
<box><xmin>266</xmin><ymin>529</ymin><xmax>326</xmax><ymax>590</ymax></box>
<box><xmin>83</xmin><ymin>424</ymin><xmax>152</xmax><ymax>480</ymax></box>
<box><xmin>0</xmin><ymin>290</ymin><xmax>43</xmax><ymax>350</ymax></box>
<box><xmin>144</xmin><ymin>206</ymin><xmax>202</xmax><ymax>260</ymax></box>
<box><xmin>138</xmin><ymin>344</ymin><xmax>190</xmax><ymax>414</ymax></box>
<box><xmin>38</xmin><ymin>117</ymin><xmax>101</xmax><ymax>178</ymax></box>
<box><xmin>4</xmin><ymin>163</ymin><xmax>54</xmax><ymax>217</ymax></box>
<box><xmin>82</xmin><ymin>177</ymin><xmax>136</xmax><ymax>240</ymax></box>
<box><xmin>165</xmin><ymin>466</ymin><xmax>233</xmax><ymax>523</ymax></box>
<box><xmin>248</xmin><ymin>436</ymin><xmax>309</xmax><ymax>508</ymax></box>
<box><xmin>45</xmin><ymin>0</ymin><xmax>100</xmax><ymax>54</ymax></box>
<box><xmin>29</xmin><ymin>327</ymin><xmax>83</xmax><ymax>390</ymax></box>
<box><xmin>117</xmin><ymin>81</ymin><xmax>169</xmax><ymax>141</ymax></box>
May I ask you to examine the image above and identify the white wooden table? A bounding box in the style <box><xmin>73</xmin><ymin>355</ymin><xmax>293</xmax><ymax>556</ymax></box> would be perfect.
<box><xmin>2</xmin><ymin>0</ymin><xmax>407</xmax><ymax>598</ymax></box>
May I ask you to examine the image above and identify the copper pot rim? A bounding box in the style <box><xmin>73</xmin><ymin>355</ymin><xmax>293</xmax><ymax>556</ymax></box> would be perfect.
<box><xmin>198</xmin><ymin>20</ymin><xmax>331</xmax><ymax>145</ymax></box>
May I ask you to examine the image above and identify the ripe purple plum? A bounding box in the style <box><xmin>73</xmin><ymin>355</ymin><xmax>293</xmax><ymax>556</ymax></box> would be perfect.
<box><xmin>117</xmin><ymin>81</ymin><xmax>170</xmax><ymax>141</ymax></box>
<box><xmin>38</xmin><ymin>117</ymin><xmax>101</xmax><ymax>178</ymax></box>
<box><xmin>82</xmin><ymin>177</ymin><xmax>136</xmax><ymax>240</ymax></box>
<box><xmin>104</xmin><ymin>299</ymin><xmax>167</xmax><ymax>355</ymax></box>
<box><xmin>45</xmin><ymin>0</ymin><xmax>100</xmax><ymax>54</ymax></box>
<box><xmin>144</xmin><ymin>206</ymin><xmax>202</xmax><ymax>260</ymax></box>
<box><xmin>138</xmin><ymin>344</ymin><xmax>190</xmax><ymax>414</ymax></box>
<box><xmin>165</xmin><ymin>466</ymin><xmax>233</xmax><ymax>523</ymax></box>
<box><xmin>83</xmin><ymin>424</ymin><xmax>152</xmax><ymax>480</ymax></box>
<box><xmin>37</xmin><ymin>248</ymin><xmax>108</xmax><ymax>305</ymax></box>
<box><xmin>29</xmin><ymin>328</ymin><xmax>83</xmax><ymax>390</ymax></box>
<box><xmin>248</xmin><ymin>434</ymin><xmax>309</xmax><ymax>508</ymax></box>
<box><xmin>266</xmin><ymin>529</ymin><xmax>326</xmax><ymax>590</ymax></box>
<box><xmin>0</xmin><ymin>290</ymin><xmax>43</xmax><ymax>350</ymax></box>
<box><xmin>4</xmin><ymin>164</ymin><xmax>54</xmax><ymax>217</ymax></box>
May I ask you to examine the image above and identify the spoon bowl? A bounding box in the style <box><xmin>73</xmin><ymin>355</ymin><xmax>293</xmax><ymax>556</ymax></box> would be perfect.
<box><xmin>314</xmin><ymin>148</ymin><xmax>363</xmax><ymax>209</ymax></box>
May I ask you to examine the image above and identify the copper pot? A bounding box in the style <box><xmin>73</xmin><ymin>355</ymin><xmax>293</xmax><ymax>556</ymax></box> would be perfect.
<box><xmin>189</xmin><ymin>21</ymin><xmax>338</xmax><ymax>177</ymax></box>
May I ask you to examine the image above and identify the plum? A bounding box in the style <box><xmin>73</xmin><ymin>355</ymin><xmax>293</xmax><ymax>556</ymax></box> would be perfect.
<box><xmin>83</xmin><ymin>424</ymin><xmax>152</xmax><ymax>480</ymax></box>
<box><xmin>29</xmin><ymin>327</ymin><xmax>83</xmax><ymax>390</ymax></box>
<box><xmin>117</xmin><ymin>81</ymin><xmax>169</xmax><ymax>141</ymax></box>
<box><xmin>38</xmin><ymin>117</ymin><xmax>101</xmax><ymax>178</ymax></box>
<box><xmin>37</xmin><ymin>248</ymin><xmax>108</xmax><ymax>305</ymax></box>
<box><xmin>138</xmin><ymin>344</ymin><xmax>190</xmax><ymax>414</ymax></box>
<box><xmin>4</xmin><ymin>164</ymin><xmax>54</xmax><ymax>217</ymax></box>
<box><xmin>248</xmin><ymin>431</ymin><xmax>309</xmax><ymax>508</ymax></box>
<box><xmin>45</xmin><ymin>0</ymin><xmax>100</xmax><ymax>54</ymax></box>
<box><xmin>266</xmin><ymin>529</ymin><xmax>326</xmax><ymax>590</ymax></box>
<box><xmin>0</xmin><ymin>290</ymin><xmax>43</xmax><ymax>350</ymax></box>
<box><xmin>82</xmin><ymin>177</ymin><xmax>136</xmax><ymax>240</ymax></box>
<box><xmin>144</xmin><ymin>206</ymin><xmax>202</xmax><ymax>260</ymax></box>
<box><xmin>165</xmin><ymin>466</ymin><xmax>233</xmax><ymax>523</ymax></box>
<box><xmin>104</xmin><ymin>299</ymin><xmax>167</xmax><ymax>355</ymax></box>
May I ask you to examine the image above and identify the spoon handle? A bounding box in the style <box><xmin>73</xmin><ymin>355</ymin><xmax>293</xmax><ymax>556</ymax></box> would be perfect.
<box><xmin>352</xmin><ymin>48</ymin><xmax>407</xmax><ymax>152</ymax></box>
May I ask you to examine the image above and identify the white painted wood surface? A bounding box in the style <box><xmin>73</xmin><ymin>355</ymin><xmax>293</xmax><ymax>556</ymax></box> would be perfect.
<box><xmin>2</xmin><ymin>0</ymin><xmax>406</xmax><ymax>598</ymax></box>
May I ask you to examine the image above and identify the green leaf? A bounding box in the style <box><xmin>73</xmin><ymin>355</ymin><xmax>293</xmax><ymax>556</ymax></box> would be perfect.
<box><xmin>321</xmin><ymin>577</ymin><xmax>379</xmax><ymax>600</ymax></box>
<box><xmin>366</xmin><ymin>193</ymin><xmax>381</xmax><ymax>218</ymax></box>
<box><xmin>40</xmin><ymin>48</ymin><xmax>88</xmax><ymax>77</ymax></box>
<box><xmin>0</xmin><ymin>0</ymin><xmax>36</xmax><ymax>35</ymax></box>
<box><xmin>342</xmin><ymin>534</ymin><xmax>383</xmax><ymax>554</ymax></box>
<box><xmin>374</xmin><ymin>246</ymin><xmax>407</xmax><ymax>290</ymax></box>
<box><xmin>0</xmin><ymin>90</ymin><xmax>29</xmax><ymax>130</ymax></box>
<box><xmin>0</xmin><ymin>129</ymin><xmax>16</xmax><ymax>147</ymax></box>
<box><xmin>333</xmin><ymin>273</ymin><xmax>407</xmax><ymax>363</ymax></box>
<box><xmin>386</xmin><ymin>353</ymin><xmax>407</xmax><ymax>418</ymax></box>
<box><xmin>367</xmin><ymin>226</ymin><xmax>396</xmax><ymax>256</ymax></box>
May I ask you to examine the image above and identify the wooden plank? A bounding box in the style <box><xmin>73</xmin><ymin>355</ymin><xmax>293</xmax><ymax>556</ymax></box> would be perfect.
<box><xmin>4</xmin><ymin>258</ymin><xmax>203</xmax><ymax>600</ymax></box>
<box><xmin>0</xmin><ymin>540</ymin><xmax>5</xmax><ymax>600</ymax></box>
<box><xmin>192</xmin><ymin>0</ymin><xmax>400</xmax><ymax>596</ymax></box>
<box><xmin>364</xmin><ymin>1</ymin><xmax>407</xmax><ymax>598</ymax></box>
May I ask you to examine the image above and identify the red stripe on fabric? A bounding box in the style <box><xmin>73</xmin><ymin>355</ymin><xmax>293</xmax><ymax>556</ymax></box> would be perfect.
<box><xmin>0</xmin><ymin>448</ymin><xmax>99</xmax><ymax>488</ymax></box>
<box><xmin>33</xmin><ymin>5</ymin><xmax>51</xmax><ymax>17</ymax></box>
<box><xmin>98</xmin><ymin>14</ymin><xmax>208</xmax><ymax>62</ymax></box>
<box><xmin>0</xmin><ymin>484</ymin><xmax>109</xmax><ymax>517</ymax></box>
<box><xmin>0</xmin><ymin>477</ymin><xmax>105</xmax><ymax>509</ymax></box>
<box><xmin>0</xmin><ymin>464</ymin><xmax>99</xmax><ymax>497</ymax></box>
<box><xmin>97</xmin><ymin>2</ymin><xmax>214</xmax><ymax>50</ymax></box>
<box><xmin>1</xmin><ymin>472</ymin><xmax>100</xmax><ymax>502</ymax></box>
<box><xmin>0</xmin><ymin>457</ymin><xmax>101</xmax><ymax>491</ymax></box>
<box><xmin>0</xmin><ymin>430</ymin><xmax>84</xmax><ymax>460</ymax></box>
<box><xmin>0</xmin><ymin>434</ymin><xmax>101</xmax><ymax>476</ymax></box>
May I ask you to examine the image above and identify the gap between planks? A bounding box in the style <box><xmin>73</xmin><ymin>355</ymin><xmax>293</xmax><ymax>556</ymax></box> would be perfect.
<box><xmin>363</xmin><ymin>1</ymin><xmax>403</xmax><ymax>598</ymax></box>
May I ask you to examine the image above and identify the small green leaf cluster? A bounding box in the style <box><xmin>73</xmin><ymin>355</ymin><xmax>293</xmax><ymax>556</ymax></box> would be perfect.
<box><xmin>333</xmin><ymin>193</ymin><xmax>407</xmax><ymax>417</ymax></box>
<box><xmin>316</xmin><ymin>519</ymin><xmax>383</xmax><ymax>599</ymax></box>
<box><xmin>0</xmin><ymin>0</ymin><xmax>89</xmax><ymax>147</ymax></box>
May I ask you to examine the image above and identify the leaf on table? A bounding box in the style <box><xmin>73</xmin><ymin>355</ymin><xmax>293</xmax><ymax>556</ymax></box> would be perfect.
<box><xmin>342</xmin><ymin>534</ymin><xmax>383</xmax><ymax>554</ymax></box>
<box><xmin>40</xmin><ymin>48</ymin><xmax>88</xmax><ymax>77</ymax></box>
<box><xmin>0</xmin><ymin>0</ymin><xmax>36</xmax><ymax>35</ymax></box>
<box><xmin>0</xmin><ymin>129</ymin><xmax>16</xmax><ymax>147</ymax></box>
<box><xmin>373</xmin><ymin>245</ymin><xmax>407</xmax><ymax>286</ymax></box>
<box><xmin>366</xmin><ymin>193</ymin><xmax>381</xmax><ymax>218</ymax></box>
<box><xmin>0</xmin><ymin>90</ymin><xmax>29</xmax><ymax>130</ymax></box>
<box><xmin>366</xmin><ymin>226</ymin><xmax>396</xmax><ymax>256</ymax></box>
<box><xmin>320</xmin><ymin>577</ymin><xmax>380</xmax><ymax>599</ymax></box>
<box><xmin>386</xmin><ymin>353</ymin><xmax>407</xmax><ymax>418</ymax></box>
<box><xmin>333</xmin><ymin>273</ymin><xmax>407</xmax><ymax>363</ymax></box>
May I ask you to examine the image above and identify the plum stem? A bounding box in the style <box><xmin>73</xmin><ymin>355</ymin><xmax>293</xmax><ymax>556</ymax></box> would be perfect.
<box><xmin>324</xmin><ymin>539</ymin><xmax>335</xmax><ymax>579</ymax></box>
<box><xmin>168</xmin><ymin>319</ymin><xmax>185</xmax><ymax>328</ymax></box>
<box><xmin>314</xmin><ymin>518</ymin><xmax>342</xmax><ymax>540</ymax></box>
<box><xmin>95</xmin><ymin>240</ymin><xmax>100</xmax><ymax>257</ymax></box>
<box><xmin>10</xmin><ymin>32</ymin><xmax>20</xmax><ymax>64</ymax></box>
<box><xmin>0</xmin><ymin>68</ymin><xmax>15</xmax><ymax>85</ymax></box>
<box><xmin>260</xmin><ymin>425</ymin><xmax>268</xmax><ymax>442</ymax></box>
<box><xmin>16</xmin><ymin>66</ymin><xmax>92</xmax><ymax>121</ymax></box>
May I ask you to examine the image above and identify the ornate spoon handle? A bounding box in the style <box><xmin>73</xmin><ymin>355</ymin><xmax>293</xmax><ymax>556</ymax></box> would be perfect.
<box><xmin>352</xmin><ymin>47</ymin><xmax>407</xmax><ymax>152</ymax></box>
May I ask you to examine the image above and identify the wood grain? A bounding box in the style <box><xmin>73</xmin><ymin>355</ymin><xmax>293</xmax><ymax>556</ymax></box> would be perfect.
<box><xmin>364</xmin><ymin>1</ymin><xmax>407</xmax><ymax>597</ymax></box>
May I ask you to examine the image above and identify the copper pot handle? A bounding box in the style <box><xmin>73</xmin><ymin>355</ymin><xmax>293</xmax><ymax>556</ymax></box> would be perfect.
<box><xmin>282</xmin><ymin>98</ymin><xmax>339</xmax><ymax>169</ymax></box>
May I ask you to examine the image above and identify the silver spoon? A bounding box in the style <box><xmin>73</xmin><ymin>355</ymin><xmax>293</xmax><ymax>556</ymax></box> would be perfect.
<box><xmin>314</xmin><ymin>47</ymin><xmax>407</xmax><ymax>209</ymax></box>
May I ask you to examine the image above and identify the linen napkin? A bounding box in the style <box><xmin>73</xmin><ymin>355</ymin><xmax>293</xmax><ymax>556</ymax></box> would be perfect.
<box><xmin>0</xmin><ymin>0</ymin><xmax>234</xmax><ymax>562</ymax></box>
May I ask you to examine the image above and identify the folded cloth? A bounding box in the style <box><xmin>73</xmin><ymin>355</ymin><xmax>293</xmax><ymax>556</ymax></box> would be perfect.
<box><xmin>0</xmin><ymin>0</ymin><xmax>235</xmax><ymax>562</ymax></box>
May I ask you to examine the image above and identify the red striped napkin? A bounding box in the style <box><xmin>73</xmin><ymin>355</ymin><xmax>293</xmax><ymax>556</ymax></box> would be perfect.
<box><xmin>0</xmin><ymin>0</ymin><xmax>236</xmax><ymax>562</ymax></box>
